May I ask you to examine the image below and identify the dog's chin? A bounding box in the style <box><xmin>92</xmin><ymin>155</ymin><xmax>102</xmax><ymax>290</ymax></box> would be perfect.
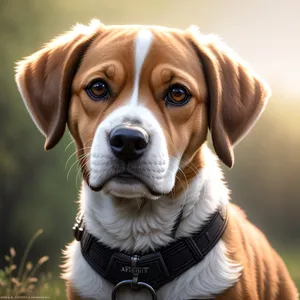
<box><xmin>90</xmin><ymin>176</ymin><xmax>161</xmax><ymax>200</ymax></box>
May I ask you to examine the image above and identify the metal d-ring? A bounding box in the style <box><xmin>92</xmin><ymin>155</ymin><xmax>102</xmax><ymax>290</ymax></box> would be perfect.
<box><xmin>111</xmin><ymin>279</ymin><xmax>157</xmax><ymax>300</ymax></box>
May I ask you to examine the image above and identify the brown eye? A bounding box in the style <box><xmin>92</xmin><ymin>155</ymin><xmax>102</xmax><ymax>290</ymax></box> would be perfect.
<box><xmin>86</xmin><ymin>79</ymin><xmax>110</xmax><ymax>100</ymax></box>
<box><xmin>165</xmin><ymin>84</ymin><xmax>191</xmax><ymax>106</ymax></box>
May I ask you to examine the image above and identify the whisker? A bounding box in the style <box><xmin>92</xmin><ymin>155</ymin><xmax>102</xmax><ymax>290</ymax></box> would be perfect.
<box><xmin>65</xmin><ymin>139</ymin><xmax>75</xmax><ymax>152</ymax></box>
<box><xmin>83</xmin><ymin>137</ymin><xmax>95</xmax><ymax>146</ymax></box>
<box><xmin>65</xmin><ymin>146</ymin><xmax>92</xmax><ymax>169</ymax></box>
<box><xmin>76</xmin><ymin>154</ymin><xmax>90</xmax><ymax>187</ymax></box>
<box><xmin>76</xmin><ymin>154</ymin><xmax>89</xmax><ymax>187</ymax></box>
<box><xmin>176</xmin><ymin>173</ymin><xmax>187</xmax><ymax>201</ymax></box>
<box><xmin>169</xmin><ymin>153</ymin><xmax>200</xmax><ymax>182</ymax></box>
<box><xmin>185</xmin><ymin>160</ymin><xmax>200</xmax><ymax>177</ymax></box>
<box><xmin>166</xmin><ymin>167</ymin><xmax>188</xmax><ymax>206</ymax></box>
<box><xmin>66</xmin><ymin>152</ymin><xmax>88</xmax><ymax>181</ymax></box>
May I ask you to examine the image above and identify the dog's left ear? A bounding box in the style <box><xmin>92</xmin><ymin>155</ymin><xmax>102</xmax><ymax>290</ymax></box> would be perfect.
<box><xmin>15</xmin><ymin>20</ymin><xmax>102</xmax><ymax>150</ymax></box>
<box><xmin>187</xmin><ymin>27</ymin><xmax>271</xmax><ymax>168</ymax></box>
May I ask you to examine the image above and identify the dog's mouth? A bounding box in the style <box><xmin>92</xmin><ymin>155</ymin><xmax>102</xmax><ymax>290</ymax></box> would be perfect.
<box><xmin>89</xmin><ymin>171</ymin><xmax>163</xmax><ymax>197</ymax></box>
<box><xmin>111</xmin><ymin>172</ymin><xmax>145</xmax><ymax>186</ymax></box>
<box><xmin>115</xmin><ymin>172</ymin><xmax>136</xmax><ymax>179</ymax></box>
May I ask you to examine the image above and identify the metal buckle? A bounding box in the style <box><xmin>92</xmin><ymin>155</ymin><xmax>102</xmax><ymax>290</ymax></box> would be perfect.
<box><xmin>111</xmin><ymin>255</ymin><xmax>157</xmax><ymax>300</ymax></box>
<box><xmin>111</xmin><ymin>279</ymin><xmax>157</xmax><ymax>300</ymax></box>
<box><xmin>72</xmin><ymin>213</ymin><xmax>83</xmax><ymax>241</ymax></box>
<box><xmin>105</xmin><ymin>250</ymin><xmax>169</xmax><ymax>287</ymax></box>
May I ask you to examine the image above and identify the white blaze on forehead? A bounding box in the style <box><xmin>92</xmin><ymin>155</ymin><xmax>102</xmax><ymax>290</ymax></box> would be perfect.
<box><xmin>130</xmin><ymin>28</ymin><xmax>153</xmax><ymax>105</ymax></box>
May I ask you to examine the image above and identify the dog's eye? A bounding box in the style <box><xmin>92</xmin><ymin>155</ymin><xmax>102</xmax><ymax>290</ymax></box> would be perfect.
<box><xmin>86</xmin><ymin>79</ymin><xmax>110</xmax><ymax>100</ymax></box>
<box><xmin>165</xmin><ymin>84</ymin><xmax>191</xmax><ymax>106</ymax></box>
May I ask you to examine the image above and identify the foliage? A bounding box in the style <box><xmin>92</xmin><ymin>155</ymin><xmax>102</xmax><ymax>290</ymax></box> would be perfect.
<box><xmin>0</xmin><ymin>230</ymin><xmax>63</xmax><ymax>297</ymax></box>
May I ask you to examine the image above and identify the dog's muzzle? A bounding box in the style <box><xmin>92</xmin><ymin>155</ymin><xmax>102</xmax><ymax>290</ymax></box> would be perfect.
<box><xmin>109</xmin><ymin>125</ymin><xmax>149</xmax><ymax>161</ymax></box>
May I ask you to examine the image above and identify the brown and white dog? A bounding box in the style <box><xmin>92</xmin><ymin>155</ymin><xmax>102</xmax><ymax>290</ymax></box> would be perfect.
<box><xmin>16</xmin><ymin>20</ymin><xmax>298</xmax><ymax>300</ymax></box>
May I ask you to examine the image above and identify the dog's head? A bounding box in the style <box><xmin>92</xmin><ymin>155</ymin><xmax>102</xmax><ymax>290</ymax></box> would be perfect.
<box><xmin>16</xmin><ymin>20</ymin><xmax>270</xmax><ymax>200</ymax></box>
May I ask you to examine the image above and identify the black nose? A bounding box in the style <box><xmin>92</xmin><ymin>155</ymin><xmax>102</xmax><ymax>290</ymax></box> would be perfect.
<box><xmin>109</xmin><ymin>125</ymin><xmax>149</xmax><ymax>161</ymax></box>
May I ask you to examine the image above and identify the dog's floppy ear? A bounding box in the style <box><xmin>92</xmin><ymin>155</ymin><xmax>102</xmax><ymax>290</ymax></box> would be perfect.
<box><xmin>187</xmin><ymin>27</ymin><xmax>270</xmax><ymax>168</ymax></box>
<box><xmin>15</xmin><ymin>20</ymin><xmax>102</xmax><ymax>150</ymax></box>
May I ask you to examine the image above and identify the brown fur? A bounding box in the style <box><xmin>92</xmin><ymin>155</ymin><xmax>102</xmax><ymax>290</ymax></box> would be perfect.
<box><xmin>66</xmin><ymin>282</ymin><xmax>81</xmax><ymax>300</ymax></box>
<box><xmin>187</xmin><ymin>29</ymin><xmax>270</xmax><ymax>168</ymax></box>
<box><xmin>216</xmin><ymin>204</ymin><xmax>298</xmax><ymax>300</ymax></box>
<box><xmin>15</xmin><ymin>21</ymin><xmax>297</xmax><ymax>299</ymax></box>
<box><xmin>16</xmin><ymin>22</ymin><xmax>103</xmax><ymax>150</ymax></box>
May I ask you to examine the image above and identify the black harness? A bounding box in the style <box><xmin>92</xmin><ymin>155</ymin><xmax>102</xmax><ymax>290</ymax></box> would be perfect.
<box><xmin>73</xmin><ymin>205</ymin><xmax>228</xmax><ymax>299</ymax></box>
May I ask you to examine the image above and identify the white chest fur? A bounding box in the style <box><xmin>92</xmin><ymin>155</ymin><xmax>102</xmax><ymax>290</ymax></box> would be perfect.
<box><xmin>62</xmin><ymin>149</ymin><xmax>242</xmax><ymax>300</ymax></box>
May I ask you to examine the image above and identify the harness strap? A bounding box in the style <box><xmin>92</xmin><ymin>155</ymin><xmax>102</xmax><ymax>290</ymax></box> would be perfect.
<box><xmin>74</xmin><ymin>205</ymin><xmax>228</xmax><ymax>291</ymax></box>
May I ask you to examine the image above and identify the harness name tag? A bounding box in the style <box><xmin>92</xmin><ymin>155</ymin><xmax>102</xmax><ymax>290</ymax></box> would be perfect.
<box><xmin>121</xmin><ymin>266</ymin><xmax>150</xmax><ymax>274</ymax></box>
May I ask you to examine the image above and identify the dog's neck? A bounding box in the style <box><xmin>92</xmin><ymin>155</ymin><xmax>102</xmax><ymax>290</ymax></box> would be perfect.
<box><xmin>81</xmin><ymin>147</ymin><xmax>229</xmax><ymax>253</ymax></box>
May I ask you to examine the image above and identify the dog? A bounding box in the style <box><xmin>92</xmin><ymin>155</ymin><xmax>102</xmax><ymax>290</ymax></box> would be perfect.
<box><xmin>15</xmin><ymin>20</ymin><xmax>298</xmax><ymax>300</ymax></box>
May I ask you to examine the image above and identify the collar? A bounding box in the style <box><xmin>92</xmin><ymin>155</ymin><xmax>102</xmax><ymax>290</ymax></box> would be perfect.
<box><xmin>73</xmin><ymin>205</ymin><xmax>228</xmax><ymax>293</ymax></box>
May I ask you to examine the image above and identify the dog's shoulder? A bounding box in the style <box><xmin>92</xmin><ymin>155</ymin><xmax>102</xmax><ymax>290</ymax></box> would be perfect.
<box><xmin>220</xmin><ymin>203</ymin><xmax>298</xmax><ymax>300</ymax></box>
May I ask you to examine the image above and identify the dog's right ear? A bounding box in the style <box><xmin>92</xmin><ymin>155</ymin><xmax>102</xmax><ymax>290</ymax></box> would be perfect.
<box><xmin>15</xmin><ymin>20</ymin><xmax>102</xmax><ymax>150</ymax></box>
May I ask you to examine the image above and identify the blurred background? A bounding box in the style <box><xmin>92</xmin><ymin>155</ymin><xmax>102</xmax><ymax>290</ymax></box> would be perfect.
<box><xmin>0</xmin><ymin>0</ymin><xmax>299</xmax><ymax>297</ymax></box>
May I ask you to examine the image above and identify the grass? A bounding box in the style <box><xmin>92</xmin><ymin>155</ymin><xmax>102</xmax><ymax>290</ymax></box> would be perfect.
<box><xmin>0</xmin><ymin>229</ymin><xmax>63</xmax><ymax>298</ymax></box>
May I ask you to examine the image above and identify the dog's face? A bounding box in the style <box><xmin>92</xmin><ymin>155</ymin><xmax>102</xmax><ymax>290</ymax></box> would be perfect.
<box><xmin>16</xmin><ymin>20</ymin><xmax>270</xmax><ymax>200</ymax></box>
<box><xmin>68</xmin><ymin>26</ymin><xmax>209</xmax><ymax>199</ymax></box>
